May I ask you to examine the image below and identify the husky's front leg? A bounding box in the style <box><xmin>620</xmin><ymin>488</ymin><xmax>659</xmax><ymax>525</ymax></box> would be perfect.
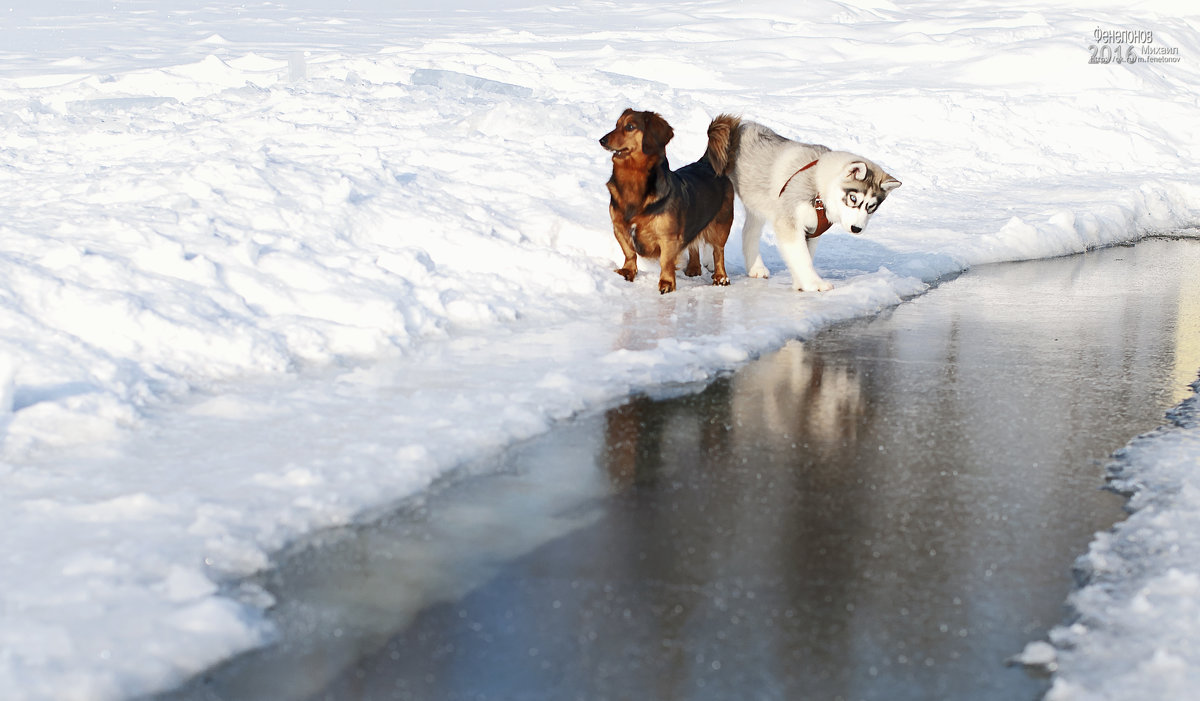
<box><xmin>806</xmin><ymin>235</ymin><xmax>823</xmax><ymax>269</ymax></box>
<box><xmin>774</xmin><ymin>219</ymin><xmax>832</xmax><ymax>292</ymax></box>
<box><xmin>740</xmin><ymin>210</ymin><xmax>770</xmax><ymax>279</ymax></box>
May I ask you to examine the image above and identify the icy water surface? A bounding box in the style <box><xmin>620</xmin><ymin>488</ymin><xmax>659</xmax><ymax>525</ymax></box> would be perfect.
<box><xmin>159</xmin><ymin>238</ymin><xmax>1200</xmax><ymax>701</ymax></box>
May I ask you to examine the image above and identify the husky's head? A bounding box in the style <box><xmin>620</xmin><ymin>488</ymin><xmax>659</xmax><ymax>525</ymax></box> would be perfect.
<box><xmin>821</xmin><ymin>155</ymin><xmax>901</xmax><ymax>235</ymax></box>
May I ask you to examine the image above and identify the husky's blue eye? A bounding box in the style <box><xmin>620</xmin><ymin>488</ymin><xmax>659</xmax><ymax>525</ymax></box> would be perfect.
<box><xmin>847</xmin><ymin>192</ymin><xmax>859</xmax><ymax>205</ymax></box>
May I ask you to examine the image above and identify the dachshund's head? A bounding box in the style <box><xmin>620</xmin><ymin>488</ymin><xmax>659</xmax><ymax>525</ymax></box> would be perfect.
<box><xmin>599</xmin><ymin>109</ymin><xmax>674</xmax><ymax>160</ymax></box>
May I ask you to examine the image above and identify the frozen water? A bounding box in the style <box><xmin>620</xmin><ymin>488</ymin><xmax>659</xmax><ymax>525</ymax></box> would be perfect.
<box><xmin>159</xmin><ymin>241</ymin><xmax>1200</xmax><ymax>701</ymax></box>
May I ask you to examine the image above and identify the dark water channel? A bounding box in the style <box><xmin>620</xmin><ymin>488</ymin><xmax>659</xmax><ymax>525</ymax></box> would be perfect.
<box><xmin>160</xmin><ymin>238</ymin><xmax>1200</xmax><ymax>701</ymax></box>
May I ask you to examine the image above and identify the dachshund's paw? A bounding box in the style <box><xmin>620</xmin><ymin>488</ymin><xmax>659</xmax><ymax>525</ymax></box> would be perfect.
<box><xmin>614</xmin><ymin>267</ymin><xmax>636</xmax><ymax>282</ymax></box>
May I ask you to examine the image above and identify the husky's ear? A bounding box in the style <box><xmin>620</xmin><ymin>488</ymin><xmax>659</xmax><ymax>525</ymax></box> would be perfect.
<box><xmin>881</xmin><ymin>175</ymin><xmax>902</xmax><ymax>192</ymax></box>
<box><xmin>640</xmin><ymin>112</ymin><xmax>674</xmax><ymax>155</ymax></box>
<box><xmin>846</xmin><ymin>161</ymin><xmax>869</xmax><ymax>181</ymax></box>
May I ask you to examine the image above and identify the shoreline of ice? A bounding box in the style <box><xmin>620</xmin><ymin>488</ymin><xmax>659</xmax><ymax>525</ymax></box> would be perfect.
<box><xmin>1041</xmin><ymin>377</ymin><xmax>1200</xmax><ymax>700</ymax></box>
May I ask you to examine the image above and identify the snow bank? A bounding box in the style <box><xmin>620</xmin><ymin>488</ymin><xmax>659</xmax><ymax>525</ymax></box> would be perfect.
<box><xmin>1042</xmin><ymin>380</ymin><xmax>1200</xmax><ymax>701</ymax></box>
<box><xmin>1</xmin><ymin>1</ymin><xmax>1199</xmax><ymax>699</ymax></box>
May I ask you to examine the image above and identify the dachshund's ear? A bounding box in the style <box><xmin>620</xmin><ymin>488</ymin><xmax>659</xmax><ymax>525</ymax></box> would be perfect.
<box><xmin>640</xmin><ymin>112</ymin><xmax>673</xmax><ymax>155</ymax></box>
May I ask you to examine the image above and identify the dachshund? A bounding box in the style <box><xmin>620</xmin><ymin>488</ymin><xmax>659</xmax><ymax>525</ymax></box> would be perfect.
<box><xmin>599</xmin><ymin>109</ymin><xmax>740</xmax><ymax>293</ymax></box>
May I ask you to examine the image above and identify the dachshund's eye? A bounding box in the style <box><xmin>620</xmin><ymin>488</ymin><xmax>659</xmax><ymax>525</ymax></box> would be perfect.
<box><xmin>625</xmin><ymin>123</ymin><xmax>636</xmax><ymax>132</ymax></box>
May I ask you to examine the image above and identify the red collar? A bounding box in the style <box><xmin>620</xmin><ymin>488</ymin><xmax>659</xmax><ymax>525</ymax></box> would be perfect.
<box><xmin>809</xmin><ymin>196</ymin><xmax>831</xmax><ymax>239</ymax></box>
<box><xmin>778</xmin><ymin>159</ymin><xmax>819</xmax><ymax>197</ymax></box>
<box><xmin>779</xmin><ymin>159</ymin><xmax>832</xmax><ymax>239</ymax></box>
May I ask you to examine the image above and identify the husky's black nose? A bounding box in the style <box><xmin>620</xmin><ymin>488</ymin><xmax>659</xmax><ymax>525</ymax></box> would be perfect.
<box><xmin>850</xmin><ymin>225</ymin><xmax>863</xmax><ymax>234</ymax></box>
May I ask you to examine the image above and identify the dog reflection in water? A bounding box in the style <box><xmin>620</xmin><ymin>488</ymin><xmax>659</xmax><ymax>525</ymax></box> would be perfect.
<box><xmin>602</xmin><ymin>342</ymin><xmax>864</xmax><ymax>490</ymax></box>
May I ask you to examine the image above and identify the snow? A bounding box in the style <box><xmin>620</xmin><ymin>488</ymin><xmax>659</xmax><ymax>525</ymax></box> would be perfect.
<box><xmin>0</xmin><ymin>0</ymin><xmax>1198</xmax><ymax>699</ymax></box>
<box><xmin>1045</xmin><ymin>381</ymin><xmax>1200</xmax><ymax>701</ymax></box>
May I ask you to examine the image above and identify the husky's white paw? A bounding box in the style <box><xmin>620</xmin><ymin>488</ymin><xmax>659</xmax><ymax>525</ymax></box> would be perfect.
<box><xmin>748</xmin><ymin>263</ymin><xmax>770</xmax><ymax>279</ymax></box>
<box><xmin>795</xmin><ymin>278</ymin><xmax>834</xmax><ymax>292</ymax></box>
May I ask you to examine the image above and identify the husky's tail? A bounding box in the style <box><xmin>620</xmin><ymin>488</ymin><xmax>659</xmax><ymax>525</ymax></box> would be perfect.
<box><xmin>704</xmin><ymin>113</ymin><xmax>741</xmax><ymax>176</ymax></box>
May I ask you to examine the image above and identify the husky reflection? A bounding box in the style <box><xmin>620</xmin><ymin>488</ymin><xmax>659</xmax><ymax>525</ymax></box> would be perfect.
<box><xmin>731</xmin><ymin>342</ymin><xmax>863</xmax><ymax>450</ymax></box>
<box><xmin>603</xmin><ymin>342</ymin><xmax>864</xmax><ymax>488</ymax></box>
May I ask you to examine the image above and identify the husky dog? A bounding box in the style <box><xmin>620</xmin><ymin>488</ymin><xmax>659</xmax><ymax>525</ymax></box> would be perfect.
<box><xmin>729</xmin><ymin>121</ymin><xmax>901</xmax><ymax>292</ymax></box>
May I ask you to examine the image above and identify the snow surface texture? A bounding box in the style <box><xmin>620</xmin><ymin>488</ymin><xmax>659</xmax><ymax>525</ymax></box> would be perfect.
<box><xmin>1</xmin><ymin>1</ymin><xmax>1199</xmax><ymax>699</ymax></box>
<box><xmin>1044</xmin><ymin>379</ymin><xmax>1200</xmax><ymax>701</ymax></box>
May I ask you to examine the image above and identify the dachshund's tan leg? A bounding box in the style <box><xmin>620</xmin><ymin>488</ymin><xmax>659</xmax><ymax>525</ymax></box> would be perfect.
<box><xmin>658</xmin><ymin>239</ymin><xmax>683</xmax><ymax>294</ymax></box>
<box><xmin>609</xmin><ymin>206</ymin><xmax>638</xmax><ymax>282</ymax></box>
<box><xmin>684</xmin><ymin>242</ymin><xmax>702</xmax><ymax>277</ymax></box>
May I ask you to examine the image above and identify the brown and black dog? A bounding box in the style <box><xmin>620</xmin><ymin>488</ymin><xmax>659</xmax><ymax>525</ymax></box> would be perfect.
<box><xmin>599</xmin><ymin>109</ymin><xmax>740</xmax><ymax>293</ymax></box>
